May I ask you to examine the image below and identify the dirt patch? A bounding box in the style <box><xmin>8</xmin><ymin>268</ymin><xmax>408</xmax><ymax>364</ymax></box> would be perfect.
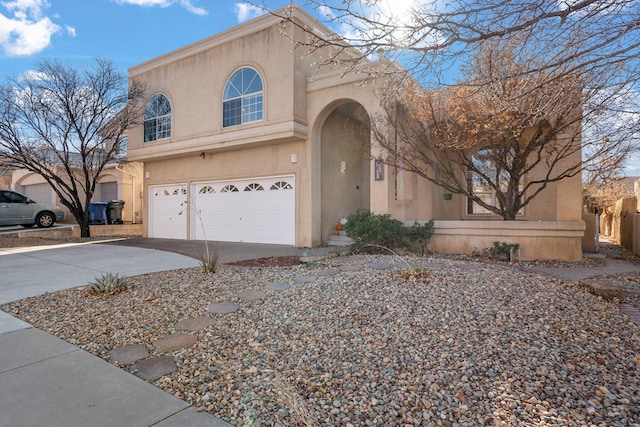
<box><xmin>225</xmin><ymin>256</ymin><xmax>302</xmax><ymax>267</ymax></box>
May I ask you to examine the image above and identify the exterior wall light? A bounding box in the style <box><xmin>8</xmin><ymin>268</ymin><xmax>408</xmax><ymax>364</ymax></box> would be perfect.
<box><xmin>340</xmin><ymin>161</ymin><xmax>347</xmax><ymax>172</ymax></box>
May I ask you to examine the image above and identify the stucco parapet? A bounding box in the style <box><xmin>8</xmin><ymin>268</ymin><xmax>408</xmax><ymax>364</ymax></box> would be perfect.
<box><xmin>129</xmin><ymin>5</ymin><xmax>328</xmax><ymax>77</ymax></box>
<box><xmin>419</xmin><ymin>220</ymin><xmax>586</xmax><ymax>237</ymax></box>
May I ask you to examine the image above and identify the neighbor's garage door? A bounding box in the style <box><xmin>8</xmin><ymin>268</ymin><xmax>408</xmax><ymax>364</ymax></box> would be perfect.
<box><xmin>192</xmin><ymin>176</ymin><xmax>295</xmax><ymax>245</ymax></box>
<box><xmin>22</xmin><ymin>183</ymin><xmax>54</xmax><ymax>204</ymax></box>
<box><xmin>148</xmin><ymin>184</ymin><xmax>187</xmax><ymax>239</ymax></box>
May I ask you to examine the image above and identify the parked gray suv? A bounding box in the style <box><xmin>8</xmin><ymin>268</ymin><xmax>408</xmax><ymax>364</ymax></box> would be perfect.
<box><xmin>0</xmin><ymin>189</ymin><xmax>64</xmax><ymax>228</ymax></box>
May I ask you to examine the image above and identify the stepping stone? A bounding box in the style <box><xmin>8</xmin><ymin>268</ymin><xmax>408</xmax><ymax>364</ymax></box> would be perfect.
<box><xmin>330</xmin><ymin>256</ymin><xmax>368</xmax><ymax>266</ymax></box>
<box><xmin>265</xmin><ymin>282</ymin><xmax>293</xmax><ymax>290</ymax></box>
<box><xmin>371</xmin><ymin>261</ymin><xmax>392</xmax><ymax>270</ymax></box>
<box><xmin>153</xmin><ymin>333</ymin><xmax>197</xmax><ymax>353</ymax></box>
<box><xmin>238</xmin><ymin>290</ymin><xmax>266</xmax><ymax>301</ymax></box>
<box><xmin>294</xmin><ymin>276</ymin><xmax>316</xmax><ymax>283</ymax></box>
<box><xmin>581</xmin><ymin>279</ymin><xmax>626</xmax><ymax>301</ymax></box>
<box><xmin>316</xmin><ymin>269</ymin><xmax>339</xmax><ymax>277</ymax></box>
<box><xmin>620</xmin><ymin>304</ymin><xmax>640</xmax><ymax>326</ymax></box>
<box><xmin>339</xmin><ymin>264</ymin><xmax>362</xmax><ymax>272</ymax></box>
<box><xmin>208</xmin><ymin>301</ymin><xmax>240</xmax><ymax>314</ymax></box>
<box><xmin>132</xmin><ymin>355</ymin><xmax>177</xmax><ymax>381</ymax></box>
<box><xmin>107</xmin><ymin>344</ymin><xmax>149</xmax><ymax>364</ymax></box>
<box><xmin>456</xmin><ymin>262</ymin><xmax>481</xmax><ymax>270</ymax></box>
<box><xmin>175</xmin><ymin>316</ymin><xmax>215</xmax><ymax>332</ymax></box>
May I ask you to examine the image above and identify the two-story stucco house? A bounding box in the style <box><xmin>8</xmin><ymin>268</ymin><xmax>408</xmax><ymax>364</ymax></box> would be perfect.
<box><xmin>126</xmin><ymin>4</ymin><xmax>585</xmax><ymax>260</ymax></box>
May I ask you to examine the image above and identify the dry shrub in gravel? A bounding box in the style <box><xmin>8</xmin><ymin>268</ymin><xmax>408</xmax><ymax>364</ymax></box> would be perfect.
<box><xmin>397</xmin><ymin>267</ymin><xmax>435</xmax><ymax>283</ymax></box>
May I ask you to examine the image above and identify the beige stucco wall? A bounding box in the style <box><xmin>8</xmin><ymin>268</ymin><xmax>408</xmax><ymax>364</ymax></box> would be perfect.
<box><xmin>103</xmin><ymin>162</ymin><xmax>144</xmax><ymax>224</ymax></box>
<box><xmin>428</xmin><ymin>220</ymin><xmax>586</xmax><ymax>261</ymax></box>
<box><xmin>582</xmin><ymin>211</ymin><xmax>598</xmax><ymax>253</ymax></box>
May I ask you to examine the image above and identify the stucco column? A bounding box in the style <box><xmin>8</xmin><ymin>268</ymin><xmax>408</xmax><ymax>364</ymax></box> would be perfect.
<box><xmin>369</xmin><ymin>130</ymin><xmax>392</xmax><ymax>215</ymax></box>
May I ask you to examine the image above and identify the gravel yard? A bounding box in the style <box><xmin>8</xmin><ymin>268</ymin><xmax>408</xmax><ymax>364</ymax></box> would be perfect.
<box><xmin>3</xmin><ymin>254</ymin><xmax>639</xmax><ymax>427</ymax></box>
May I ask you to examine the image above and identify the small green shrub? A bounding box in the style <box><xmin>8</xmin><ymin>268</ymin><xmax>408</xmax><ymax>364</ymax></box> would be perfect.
<box><xmin>406</xmin><ymin>220</ymin><xmax>435</xmax><ymax>255</ymax></box>
<box><xmin>343</xmin><ymin>211</ymin><xmax>434</xmax><ymax>254</ymax></box>
<box><xmin>487</xmin><ymin>241</ymin><xmax>520</xmax><ymax>261</ymax></box>
<box><xmin>87</xmin><ymin>272</ymin><xmax>127</xmax><ymax>295</ymax></box>
<box><xmin>343</xmin><ymin>210</ymin><xmax>407</xmax><ymax>251</ymax></box>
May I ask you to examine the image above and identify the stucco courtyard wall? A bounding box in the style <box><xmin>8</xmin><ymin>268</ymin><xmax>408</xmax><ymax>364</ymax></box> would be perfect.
<box><xmin>427</xmin><ymin>220</ymin><xmax>586</xmax><ymax>261</ymax></box>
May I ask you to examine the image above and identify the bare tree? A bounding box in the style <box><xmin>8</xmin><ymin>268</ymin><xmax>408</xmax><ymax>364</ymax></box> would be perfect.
<box><xmin>0</xmin><ymin>58</ymin><xmax>145</xmax><ymax>237</ymax></box>
<box><xmin>268</xmin><ymin>1</ymin><xmax>640</xmax><ymax>182</ymax></box>
<box><xmin>271</xmin><ymin>1</ymin><xmax>640</xmax><ymax>89</ymax></box>
<box><xmin>369</xmin><ymin>36</ymin><xmax>638</xmax><ymax>219</ymax></box>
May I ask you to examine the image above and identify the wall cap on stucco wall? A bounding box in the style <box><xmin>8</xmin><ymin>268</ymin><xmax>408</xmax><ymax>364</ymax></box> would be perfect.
<box><xmin>429</xmin><ymin>220</ymin><xmax>586</xmax><ymax>237</ymax></box>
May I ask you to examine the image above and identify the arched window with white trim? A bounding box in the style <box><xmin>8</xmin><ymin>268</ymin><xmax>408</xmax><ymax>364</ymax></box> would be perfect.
<box><xmin>144</xmin><ymin>93</ymin><xmax>171</xmax><ymax>142</ymax></box>
<box><xmin>222</xmin><ymin>67</ymin><xmax>263</xmax><ymax>127</ymax></box>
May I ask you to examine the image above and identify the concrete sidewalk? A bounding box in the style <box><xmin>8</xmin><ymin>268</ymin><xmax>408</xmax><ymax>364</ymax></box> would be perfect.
<box><xmin>0</xmin><ymin>241</ymin><xmax>229</xmax><ymax>427</ymax></box>
<box><xmin>0</xmin><ymin>328</ymin><xmax>229</xmax><ymax>427</ymax></box>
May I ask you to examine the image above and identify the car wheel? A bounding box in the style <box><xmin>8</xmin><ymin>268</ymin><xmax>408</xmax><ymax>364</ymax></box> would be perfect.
<box><xmin>21</xmin><ymin>224</ymin><xmax>35</xmax><ymax>228</ymax></box>
<box><xmin>36</xmin><ymin>212</ymin><xmax>55</xmax><ymax>228</ymax></box>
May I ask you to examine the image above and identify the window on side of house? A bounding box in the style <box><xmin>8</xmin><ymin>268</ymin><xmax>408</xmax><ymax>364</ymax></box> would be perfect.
<box><xmin>466</xmin><ymin>149</ymin><xmax>524</xmax><ymax>216</ymax></box>
<box><xmin>222</xmin><ymin>67</ymin><xmax>263</xmax><ymax>128</ymax></box>
<box><xmin>144</xmin><ymin>93</ymin><xmax>172</xmax><ymax>142</ymax></box>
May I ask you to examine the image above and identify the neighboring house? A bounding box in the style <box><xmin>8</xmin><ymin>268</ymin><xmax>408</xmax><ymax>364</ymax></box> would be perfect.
<box><xmin>11</xmin><ymin>160</ymin><xmax>143</xmax><ymax>225</ymax></box>
<box><xmin>126</xmin><ymin>4</ymin><xmax>584</xmax><ymax>260</ymax></box>
<box><xmin>0</xmin><ymin>155</ymin><xmax>15</xmax><ymax>189</ymax></box>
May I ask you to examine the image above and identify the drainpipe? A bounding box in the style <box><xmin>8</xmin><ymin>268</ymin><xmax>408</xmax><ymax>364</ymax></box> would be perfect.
<box><xmin>115</xmin><ymin>164</ymin><xmax>137</xmax><ymax>224</ymax></box>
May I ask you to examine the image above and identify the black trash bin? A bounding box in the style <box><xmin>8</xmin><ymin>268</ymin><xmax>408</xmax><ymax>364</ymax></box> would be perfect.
<box><xmin>88</xmin><ymin>202</ymin><xmax>108</xmax><ymax>225</ymax></box>
<box><xmin>107</xmin><ymin>200</ymin><xmax>125</xmax><ymax>224</ymax></box>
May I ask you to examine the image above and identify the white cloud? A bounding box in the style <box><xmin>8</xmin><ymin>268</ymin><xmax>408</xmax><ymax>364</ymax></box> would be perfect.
<box><xmin>114</xmin><ymin>0</ymin><xmax>208</xmax><ymax>15</ymax></box>
<box><xmin>317</xmin><ymin>5</ymin><xmax>335</xmax><ymax>20</ymax></box>
<box><xmin>0</xmin><ymin>0</ymin><xmax>60</xmax><ymax>56</ymax></box>
<box><xmin>66</xmin><ymin>25</ymin><xmax>75</xmax><ymax>37</ymax></box>
<box><xmin>234</xmin><ymin>2</ymin><xmax>264</xmax><ymax>23</ymax></box>
<box><xmin>178</xmin><ymin>0</ymin><xmax>206</xmax><ymax>16</ymax></box>
<box><xmin>114</xmin><ymin>0</ymin><xmax>171</xmax><ymax>7</ymax></box>
<box><xmin>18</xmin><ymin>68</ymin><xmax>48</xmax><ymax>81</ymax></box>
<box><xmin>2</xmin><ymin>0</ymin><xmax>47</xmax><ymax>19</ymax></box>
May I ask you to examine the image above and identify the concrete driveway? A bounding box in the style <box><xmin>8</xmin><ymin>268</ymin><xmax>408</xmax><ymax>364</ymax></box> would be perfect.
<box><xmin>0</xmin><ymin>241</ymin><xmax>201</xmax><ymax>305</ymax></box>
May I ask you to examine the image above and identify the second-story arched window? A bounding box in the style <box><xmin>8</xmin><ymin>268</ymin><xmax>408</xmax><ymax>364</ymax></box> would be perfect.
<box><xmin>144</xmin><ymin>93</ymin><xmax>171</xmax><ymax>142</ymax></box>
<box><xmin>222</xmin><ymin>67</ymin><xmax>263</xmax><ymax>127</ymax></box>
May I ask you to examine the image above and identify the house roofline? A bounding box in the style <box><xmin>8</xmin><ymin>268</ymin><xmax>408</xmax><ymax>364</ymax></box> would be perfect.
<box><xmin>129</xmin><ymin>3</ymin><xmax>333</xmax><ymax>77</ymax></box>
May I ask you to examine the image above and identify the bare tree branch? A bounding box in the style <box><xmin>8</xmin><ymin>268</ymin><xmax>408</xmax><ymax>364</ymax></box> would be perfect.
<box><xmin>367</xmin><ymin>34</ymin><xmax>637</xmax><ymax>219</ymax></box>
<box><xmin>0</xmin><ymin>58</ymin><xmax>145</xmax><ymax>237</ymax></box>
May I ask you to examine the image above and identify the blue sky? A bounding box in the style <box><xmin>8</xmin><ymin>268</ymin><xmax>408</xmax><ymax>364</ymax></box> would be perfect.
<box><xmin>2</xmin><ymin>0</ymin><xmax>638</xmax><ymax>177</ymax></box>
<box><xmin>0</xmin><ymin>0</ymin><xmax>292</xmax><ymax>80</ymax></box>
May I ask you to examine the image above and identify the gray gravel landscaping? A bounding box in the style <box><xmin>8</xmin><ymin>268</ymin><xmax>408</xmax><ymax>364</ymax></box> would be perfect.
<box><xmin>3</xmin><ymin>255</ymin><xmax>639</xmax><ymax>426</ymax></box>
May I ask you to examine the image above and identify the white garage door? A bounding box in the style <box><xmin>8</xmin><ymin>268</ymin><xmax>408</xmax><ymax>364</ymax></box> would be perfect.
<box><xmin>149</xmin><ymin>184</ymin><xmax>187</xmax><ymax>239</ymax></box>
<box><xmin>22</xmin><ymin>183</ymin><xmax>54</xmax><ymax>204</ymax></box>
<box><xmin>192</xmin><ymin>176</ymin><xmax>295</xmax><ymax>245</ymax></box>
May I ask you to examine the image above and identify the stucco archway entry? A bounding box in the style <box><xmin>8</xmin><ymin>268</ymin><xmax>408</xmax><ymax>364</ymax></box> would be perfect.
<box><xmin>320</xmin><ymin>101</ymin><xmax>371</xmax><ymax>240</ymax></box>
